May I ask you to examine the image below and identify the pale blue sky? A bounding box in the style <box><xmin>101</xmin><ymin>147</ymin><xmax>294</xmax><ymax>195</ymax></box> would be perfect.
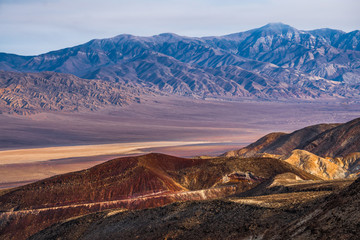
<box><xmin>1</xmin><ymin>0</ymin><xmax>359</xmax><ymax>55</ymax></box>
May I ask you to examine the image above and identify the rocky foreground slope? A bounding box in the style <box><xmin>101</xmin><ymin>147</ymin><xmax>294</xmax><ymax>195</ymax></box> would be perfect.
<box><xmin>267</xmin><ymin>177</ymin><xmax>360</xmax><ymax>239</ymax></box>
<box><xmin>0</xmin><ymin>153</ymin><xmax>317</xmax><ymax>240</ymax></box>
<box><xmin>0</xmin><ymin>154</ymin><xmax>357</xmax><ymax>240</ymax></box>
<box><xmin>28</xmin><ymin>176</ymin><xmax>358</xmax><ymax>240</ymax></box>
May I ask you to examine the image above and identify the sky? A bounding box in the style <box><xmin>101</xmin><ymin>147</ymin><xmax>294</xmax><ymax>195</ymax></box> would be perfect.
<box><xmin>0</xmin><ymin>0</ymin><xmax>359</xmax><ymax>55</ymax></box>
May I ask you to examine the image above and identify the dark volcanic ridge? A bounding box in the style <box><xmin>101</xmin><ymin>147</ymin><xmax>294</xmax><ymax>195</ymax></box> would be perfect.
<box><xmin>1</xmin><ymin>23</ymin><xmax>360</xmax><ymax>114</ymax></box>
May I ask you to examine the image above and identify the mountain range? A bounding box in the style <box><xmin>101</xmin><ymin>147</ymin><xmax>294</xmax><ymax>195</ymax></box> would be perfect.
<box><xmin>1</xmin><ymin>23</ymin><xmax>360</xmax><ymax>114</ymax></box>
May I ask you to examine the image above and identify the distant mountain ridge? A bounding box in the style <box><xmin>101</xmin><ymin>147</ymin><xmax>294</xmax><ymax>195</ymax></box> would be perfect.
<box><xmin>0</xmin><ymin>71</ymin><xmax>145</xmax><ymax>114</ymax></box>
<box><xmin>1</xmin><ymin>23</ymin><xmax>360</xmax><ymax>103</ymax></box>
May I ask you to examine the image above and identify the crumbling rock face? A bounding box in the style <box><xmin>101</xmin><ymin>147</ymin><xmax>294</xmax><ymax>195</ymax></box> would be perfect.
<box><xmin>281</xmin><ymin>149</ymin><xmax>347</xmax><ymax>180</ymax></box>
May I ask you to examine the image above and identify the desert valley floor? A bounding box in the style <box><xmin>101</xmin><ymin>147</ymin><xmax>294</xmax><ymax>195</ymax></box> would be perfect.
<box><xmin>1</xmin><ymin>96</ymin><xmax>360</xmax><ymax>189</ymax></box>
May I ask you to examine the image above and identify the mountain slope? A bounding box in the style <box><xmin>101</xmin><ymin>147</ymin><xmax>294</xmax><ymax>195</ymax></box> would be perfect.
<box><xmin>27</xmin><ymin>176</ymin><xmax>359</xmax><ymax>240</ymax></box>
<box><xmin>0</xmin><ymin>153</ymin><xmax>318</xmax><ymax>240</ymax></box>
<box><xmin>268</xmin><ymin>177</ymin><xmax>360</xmax><ymax>239</ymax></box>
<box><xmin>1</xmin><ymin>23</ymin><xmax>360</xmax><ymax>102</ymax></box>
<box><xmin>223</xmin><ymin>123</ymin><xmax>339</xmax><ymax>157</ymax></box>
<box><xmin>224</xmin><ymin>118</ymin><xmax>360</xmax><ymax>158</ymax></box>
<box><xmin>0</xmin><ymin>71</ymin><xmax>145</xmax><ymax>114</ymax></box>
<box><xmin>210</xmin><ymin>23</ymin><xmax>360</xmax><ymax>82</ymax></box>
<box><xmin>302</xmin><ymin>117</ymin><xmax>360</xmax><ymax>157</ymax></box>
<box><xmin>223</xmin><ymin>117</ymin><xmax>360</xmax><ymax>179</ymax></box>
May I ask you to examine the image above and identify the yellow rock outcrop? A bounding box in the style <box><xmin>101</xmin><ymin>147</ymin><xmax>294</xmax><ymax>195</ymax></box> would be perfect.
<box><xmin>281</xmin><ymin>149</ymin><xmax>346</xmax><ymax>180</ymax></box>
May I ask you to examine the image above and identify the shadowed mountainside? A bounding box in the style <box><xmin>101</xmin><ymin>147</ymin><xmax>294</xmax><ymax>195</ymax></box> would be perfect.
<box><xmin>302</xmin><ymin>117</ymin><xmax>360</xmax><ymax>157</ymax></box>
<box><xmin>29</xmin><ymin>199</ymin><xmax>304</xmax><ymax>240</ymax></box>
<box><xmin>0</xmin><ymin>153</ymin><xmax>318</xmax><ymax>240</ymax></box>
<box><xmin>224</xmin><ymin>117</ymin><xmax>360</xmax><ymax>158</ymax></box>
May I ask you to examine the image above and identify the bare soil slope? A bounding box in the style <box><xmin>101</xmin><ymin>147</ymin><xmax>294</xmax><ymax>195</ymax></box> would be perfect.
<box><xmin>28</xmin><ymin>178</ymin><xmax>357</xmax><ymax>240</ymax></box>
<box><xmin>267</xmin><ymin>177</ymin><xmax>360</xmax><ymax>239</ymax></box>
<box><xmin>0</xmin><ymin>153</ymin><xmax>318</xmax><ymax>240</ymax></box>
<box><xmin>0</xmin><ymin>154</ymin><xmax>206</xmax><ymax>211</ymax></box>
<box><xmin>302</xmin><ymin>117</ymin><xmax>360</xmax><ymax>157</ymax></box>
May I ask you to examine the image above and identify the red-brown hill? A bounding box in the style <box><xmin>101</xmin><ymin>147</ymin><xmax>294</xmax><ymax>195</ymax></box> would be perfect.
<box><xmin>0</xmin><ymin>153</ymin><xmax>318</xmax><ymax>240</ymax></box>
<box><xmin>0</xmin><ymin>153</ymin><xmax>206</xmax><ymax>211</ymax></box>
<box><xmin>27</xmin><ymin>177</ymin><xmax>359</xmax><ymax>240</ymax></box>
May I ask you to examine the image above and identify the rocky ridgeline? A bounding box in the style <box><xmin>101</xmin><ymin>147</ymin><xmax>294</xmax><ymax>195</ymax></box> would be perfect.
<box><xmin>0</xmin><ymin>23</ymin><xmax>360</xmax><ymax>108</ymax></box>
